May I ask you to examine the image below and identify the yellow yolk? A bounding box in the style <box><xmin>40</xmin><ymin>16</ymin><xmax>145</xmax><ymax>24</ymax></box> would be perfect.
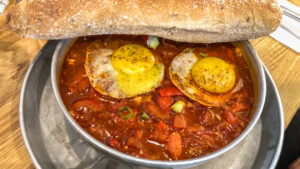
<box><xmin>191</xmin><ymin>57</ymin><xmax>235</xmax><ymax>93</ymax></box>
<box><xmin>110</xmin><ymin>44</ymin><xmax>155</xmax><ymax>74</ymax></box>
<box><xmin>85</xmin><ymin>41</ymin><xmax>164</xmax><ymax>98</ymax></box>
<box><xmin>169</xmin><ymin>48</ymin><xmax>240</xmax><ymax>107</ymax></box>
<box><xmin>116</xmin><ymin>64</ymin><xmax>164</xmax><ymax>97</ymax></box>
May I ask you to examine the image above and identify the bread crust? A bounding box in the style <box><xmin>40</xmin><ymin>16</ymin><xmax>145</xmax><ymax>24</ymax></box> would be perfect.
<box><xmin>6</xmin><ymin>0</ymin><xmax>282</xmax><ymax>43</ymax></box>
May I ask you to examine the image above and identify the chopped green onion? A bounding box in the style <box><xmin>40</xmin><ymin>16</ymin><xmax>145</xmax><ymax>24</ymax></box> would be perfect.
<box><xmin>140</xmin><ymin>111</ymin><xmax>149</xmax><ymax>120</ymax></box>
<box><xmin>147</xmin><ymin>36</ymin><xmax>159</xmax><ymax>49</ymax></box>
<box><xmin>171</xmin><ymin>101</ymin><xmax>185</xmax><ymax>113</ymax></box>
<box><xmin>199</xmin><ymin>52</ymin><xmax>208</xmax><ymax>57</ymax></box>
<box><xmin>118</xmin><ymin>106</ymin><xmax>133</xmax><ymax>120</ymax></box>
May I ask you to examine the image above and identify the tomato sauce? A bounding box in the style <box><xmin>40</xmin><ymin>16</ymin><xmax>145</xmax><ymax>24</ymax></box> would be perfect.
<box><xmin>59</xmin><ymin>35</ymin><xmax>253</xmax><ymax>160</ymax></box>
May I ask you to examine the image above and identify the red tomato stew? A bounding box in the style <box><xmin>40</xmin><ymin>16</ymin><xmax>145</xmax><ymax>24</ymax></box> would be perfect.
<box><xmin>59</xmin><ymin>35</ymin><xmax>253</xmax><ymax>160</ymax></box>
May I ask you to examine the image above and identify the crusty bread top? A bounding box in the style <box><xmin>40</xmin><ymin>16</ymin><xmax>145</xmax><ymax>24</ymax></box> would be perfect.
<box><xmin>6</xmin><ymin>0</ymin><xmax>282</xmax><ymax>43</ymax></box>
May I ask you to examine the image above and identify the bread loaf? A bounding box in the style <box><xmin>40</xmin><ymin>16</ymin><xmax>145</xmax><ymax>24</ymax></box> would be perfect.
<box><xmin>6</xmin><ymin>0</ymin><xmax>282</xmax><ymax>43</ymax></box>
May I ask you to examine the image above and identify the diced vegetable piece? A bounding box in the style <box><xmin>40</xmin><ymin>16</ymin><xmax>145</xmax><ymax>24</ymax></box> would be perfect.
<box><xmin>127</xmin><ymin>137</ymin><xmax>143</xmax><ymax>150</ymax></box>
<box><xmin>145</xmin><ymin>101</ymin><xmax>171</xmax><ymax>120</ymax></box>
<box><xmin>171</xmin><ymin>101</ymin><xmax>185</xmax><ymax>113</ymax></box>
<box><xmin>173</xmin><ymin>114</ymin><xmax>187</xmax><ymax>129</ymax></box>
<box><xmin>135</xmin><ymin>130</ymin><xmax>143</xmax><ymax>139</ymax></box>
<box><xmin>152</xmin><ymin>121</ymin><xmax>169</xmax><ymax>142</ymax></box>
<box><xmin>199</xmin><ymin>52</ymin><xmax>208</xmax><ymax>57</ymax></box>
<box><xmin>158</xmin><ymin>86</ymin><xmax>184</xmax><ymax>97</ymax></box>
<box><xmin>166</xmin><ymin>132</ymin><xmax>182</xmax><ymax>160</ymax></box>
<box><xmin>133</xmin><ymin>96</ymin><xmax>143</xmax><ymax>105</ymax></box>
<box><xmin>157</xmin><ymin>96</ymin><xmax>171</xmax><ymax>111</ymax></box>
<box><xmin>141</xmin><ymin>111</ymin><xmax>149</xmax><ymax>120</ymax></box>
<box><xmin>157</xmin><ymin>120</ymin><xmax>169</xmax><ymax>130</ymax></box>
<box><xmin>147</xmin><ymin>36</ymin><xmax>159</xmax><ymax>49</ymax></box>
<box><xmin>118</xmin><ymin>106</ymin><xmax>133</xmax><ymax>120</ymax></box>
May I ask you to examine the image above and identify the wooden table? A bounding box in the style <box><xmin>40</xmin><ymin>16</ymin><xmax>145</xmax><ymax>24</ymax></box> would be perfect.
<box><xmin>0</xmin><ymin>1</ymin><xmax>299</xmax><ymax>168</ymax></box>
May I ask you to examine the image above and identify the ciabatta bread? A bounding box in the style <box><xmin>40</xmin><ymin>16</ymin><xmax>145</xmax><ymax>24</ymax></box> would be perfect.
<box><xmin>6</xmin><ymin>0</ymin><xmax>282</xmax><ymax>43</ymax></box>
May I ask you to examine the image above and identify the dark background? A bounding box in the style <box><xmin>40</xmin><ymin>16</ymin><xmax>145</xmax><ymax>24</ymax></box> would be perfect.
<box><xmin>276</xmin><ymin>109</ymin><xmax>300</xmax><ymax>169</ymax></box>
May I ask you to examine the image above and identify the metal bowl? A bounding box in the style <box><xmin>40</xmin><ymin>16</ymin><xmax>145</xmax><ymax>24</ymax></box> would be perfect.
<box><xmin>51</xmin><ymin>39</ymin><xmax>266</xmax><ymax>168</ymax></box>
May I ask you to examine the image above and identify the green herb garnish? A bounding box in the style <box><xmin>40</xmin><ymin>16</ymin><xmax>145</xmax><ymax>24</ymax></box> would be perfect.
<box><xmin>140</xmin><ymin>111</ymin><xmax>149</xmax><ymax>120</ymax></box>
<box><xmin>147</xmin><ymin>36</ymin><xmax>159</xmax><ymax>49</ymax></box>
<box><xmin>199</xmin><ymin>52</ymin><xmax>208</xmax><ymax>57</ymax></box>
<box><xmin>118</xmin><ymin>106</ymin><xmax>133</xmax><ymax>120</ymax></box>
<box><xmin>171</xmin><ymin>100</ymin><xmax>185</xmax><ymax>113</ymax></box>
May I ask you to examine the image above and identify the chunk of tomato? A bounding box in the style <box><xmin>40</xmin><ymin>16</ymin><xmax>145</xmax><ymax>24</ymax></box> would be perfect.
<box><xmin>173</xmin><ymin>114</ymin><xmax>187</xmax><ymax>129</ymax></box>
<box><xmin>158</xmin><ymin>86</ymin><xmax>183</xmax><ymax>97</ymax></box>
<box><xmin>157</xmin><ymin>96</ymin><xmax>172</xmax><ymax>111</ymax></box>
<box><xmin>145</xmin><ymin>101</ymin><xmax>171</xmax><ymax>120</ymax></box>
<box><xmin>151</xmin><ymin>121</ymin><xmax>170</xmax><ymax>142</ymax></box>
<box><xmin>127</xmin><ymin>137</ymin><xmax>143</xmax><ymax>150</ymax></box>
<box><xmin>166</xmin><ymin>132</ymin><xmax>182</xmax><ymax>160</ymax></box>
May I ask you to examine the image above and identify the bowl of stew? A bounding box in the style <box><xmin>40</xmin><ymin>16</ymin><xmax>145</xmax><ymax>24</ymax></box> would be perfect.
<box><xmin>51</xmin><ymin>35</ymin><xmax>266</xmax><ymax>168</ymax></box>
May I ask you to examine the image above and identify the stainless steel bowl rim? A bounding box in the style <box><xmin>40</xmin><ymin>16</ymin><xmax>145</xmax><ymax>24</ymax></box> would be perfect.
<box><xmin>51</xmin><ymin>39</ymin><xmax>267</xmax><ymax>168</ymax></box>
